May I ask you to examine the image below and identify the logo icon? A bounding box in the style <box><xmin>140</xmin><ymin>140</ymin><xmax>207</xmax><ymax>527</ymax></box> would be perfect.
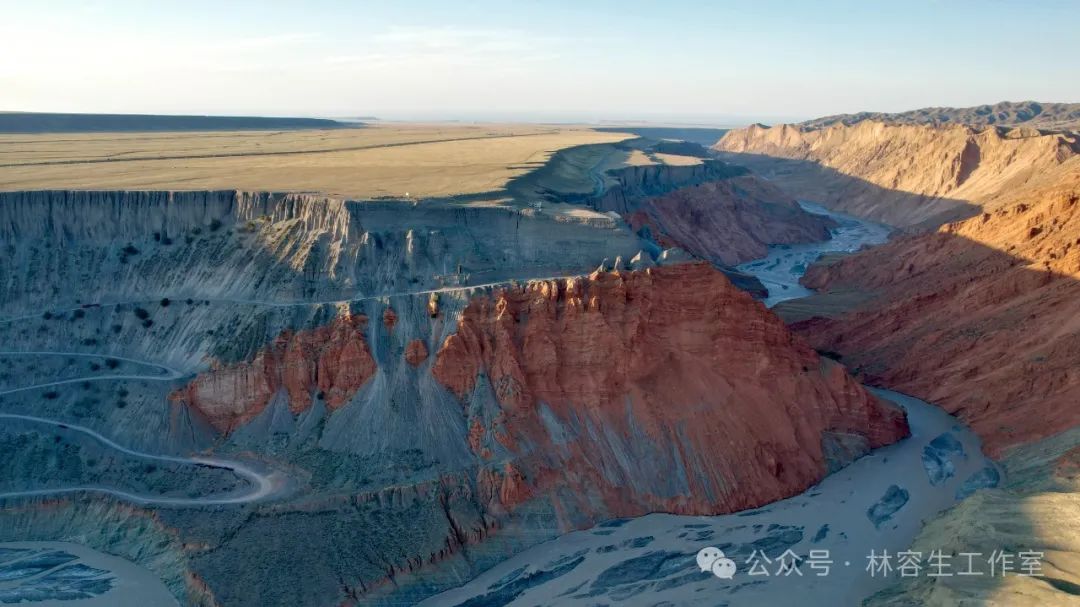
<box><xmin>696</xmin><ymin>547</ymin><xmax>737</xmax><ymax>579</ymax></box>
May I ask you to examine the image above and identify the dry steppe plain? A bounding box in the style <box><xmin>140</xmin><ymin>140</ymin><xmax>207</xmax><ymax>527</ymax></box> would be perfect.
<box><xmin>0</xmin><ymin>124</ymin><xmax>636</xmax><ymax>200</ymax></box>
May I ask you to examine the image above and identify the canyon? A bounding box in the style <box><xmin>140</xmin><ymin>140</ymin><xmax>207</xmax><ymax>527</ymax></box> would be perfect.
<box><xmin>721</xmin><ymin>115</ymin><xmax>1080</xmax><ymax>605</ymax></box>
<box><xmin>4</xmin><ymin>104</ymin><xmax>1078</xmax><ymax>606</ymax></box>
<box><xmin>0</xmin><ymin>124</ymin><xmax>911</xmax><ymax>607</ymax></box>
<box><xmin>715</xmin><ymin>119</ymin><xmax>1080</xmax><ymax>227</ymax></box>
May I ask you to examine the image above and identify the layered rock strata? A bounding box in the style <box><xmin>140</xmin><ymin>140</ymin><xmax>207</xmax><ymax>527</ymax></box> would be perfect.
<box><xmin>788</xmin><ymin>174</ymin><xmax>1080</xmax><ymax>458</ymax></box>
<box><xmin>715</xmin><ymin>121</ymin><xmax>1080</xmax><ymax>227</ymax></box>
<box><xmin>171</xmin><ymin>314</ymin><xmax>376</xmax><ymax>432</ymax></box>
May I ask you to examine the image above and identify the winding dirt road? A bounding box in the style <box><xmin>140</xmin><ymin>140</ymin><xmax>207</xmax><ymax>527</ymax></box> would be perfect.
<box><xmin>0</xmin><ymin>412</ymin><xmax>281</xmax><ymax>506</ymax></box>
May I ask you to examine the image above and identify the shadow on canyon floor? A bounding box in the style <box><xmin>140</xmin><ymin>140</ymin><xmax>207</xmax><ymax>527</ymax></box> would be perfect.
<box><xmin>775</xmin><ymin>229</ymin><xmax>1080</xmax><ymax>604</ymax></box>
<box><xmin>714</xmin><ymin>151</ymin><xmax>983</xmax><ymax>229</ymax></box>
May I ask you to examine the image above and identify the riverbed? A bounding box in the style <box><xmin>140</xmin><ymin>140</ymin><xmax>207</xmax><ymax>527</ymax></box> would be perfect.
<box><xmin>0</xmin><ymin>541</ymin><xmax>177</xmax><ymax>606</ymax></box>
<box><xmin>421</xmin><ymin>202</ymin><xmax>998</xmax><ymax>607</ymax></box>
<box><xmin>736</xmin><ymin>201</ymin><xmax>892</xmax><ymax>307</ymax></box>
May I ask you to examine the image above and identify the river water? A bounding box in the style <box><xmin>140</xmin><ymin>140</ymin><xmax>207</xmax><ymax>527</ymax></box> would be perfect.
<box><xmin>421</xmin><ymin>203</ymin><xmax>999</xmax><ymax>607</ymax></box>
<box><xmin>737</xmin><ymin>201</ymin><xmax>892</xmax><ymax>307</ymax></box>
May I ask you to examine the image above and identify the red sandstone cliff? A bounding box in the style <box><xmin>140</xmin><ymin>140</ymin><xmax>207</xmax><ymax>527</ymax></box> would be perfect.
<box><xmin>789</xmin><ymin>170</ymin><xmax>1080</xmax><ymax>457</ymax></box>
<box><xmin>626</xmin><ymin>177</ymin><xmax>835</xmax><ymax>266</ymax></box>
<box><xmin>170</xmin><ymin>314</ymin><xmax>376</xmax><ymax>433</ymax></box>
<box><xmin>432</xmin><ymin>262</ymin><xmax>908</xmax><ymax>519</ymax></box>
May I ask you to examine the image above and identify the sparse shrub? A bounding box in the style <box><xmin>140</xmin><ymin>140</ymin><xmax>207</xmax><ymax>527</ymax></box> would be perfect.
<box><xmin>42</xmin><ymin>312</ymin><xmax>52</xmax><ymax>320</ymax></box>
<box><xmin>209</xmin><ymin>219</ymin><xmax>222</xmax><ymax>232</ymax></box>
<box><xmin>116</xmin><ymin>400</ymin><xmax>127</xmax><ymax>409</ymax></box>
<box><xmin>43</xmin><ymin>391</ymin><xmax>59</xmax><ymax>399</ymax></box>
<box><xmin>153</xmin><ymin>232</ymin><xmax>161</xmax><ymax>241</ymax></box>
<box><xmin>134</xmin><ymin>307</ymin><xmax>150</xmax><ymax>320</ymax></box>
<box><xmin>161</xmin><ymin>236</ymin><xmax>173</xmax><ymax>245</ymax></box>
<box><xmin>72</xmin><ymin>309</ymin><xmax>85</xmax><ymax>320</ymax></box>
<box><xmin>160</xmin><ymin>298</ymin><xmax>171</xmax><ymax>307</ymax></box>
<box><xmin>121</xmin><ymin>244</ymin><xmax>140</xmax><ymax>255</ymax></box>
<box><xmin>142</xmin><ymin>319</ymin><xmax>154</xmax><ymax>328</ymax></box>
<box><xmin>185</xmin><ymin>298</ymin><xmax>193</xmax><ymax>305</ymax></box>
<box><xmin>89</xmin><ymin>363</ymin><xmax>101</xmax><ymax>371</ymax></box>
<box><xmin>105</xmin><ymin>358</ymin><xmax>120</xmax><ymax>369</ymax></box>
<box><xmin>111</xmin><ymin>324</ymin><xmax>123</xmax><ymax>334</ymax></box>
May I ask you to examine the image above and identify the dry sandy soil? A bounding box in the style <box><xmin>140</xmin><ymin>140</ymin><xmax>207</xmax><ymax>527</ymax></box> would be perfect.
<box><xmin>0</xmin><ymin>124</ymin><xmax>632</xmax><ymax>200</ymax></box>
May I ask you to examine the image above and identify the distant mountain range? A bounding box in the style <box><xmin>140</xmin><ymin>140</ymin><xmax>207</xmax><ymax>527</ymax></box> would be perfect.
<box><xmin>800</xmin><ymin>100</ymin><xmax>1080</xmax><ymax>131</ymax></box>
<box><xmin>0</xmin><ymin>112</ymin><xmax>356</xmax><ymax>133</ymax></box>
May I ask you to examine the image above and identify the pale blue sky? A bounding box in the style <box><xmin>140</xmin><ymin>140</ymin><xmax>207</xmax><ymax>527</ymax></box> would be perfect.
<box><xmin>2</xmin><ymin>0</ymin><xmax>1078</xmax><ymax>124</ymax></box>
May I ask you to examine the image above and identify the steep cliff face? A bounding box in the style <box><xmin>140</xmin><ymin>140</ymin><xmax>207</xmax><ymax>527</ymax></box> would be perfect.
<box><xmin>788</xmin><ymin>170</ymin><xmax>1080</xmax><ymax>457</ymax></box>
<box><xmin>0</xmin><ymin>186</ymin><xmax>912</xmax><ymax>607</ymax></box>
<box><xmin>149</xmin><ymin>261</ymin><xmax>911</xmax><ymax>606</ymax></box>
<box><xmin>587</xmin><ymin>159</ymin><xmax>751</xmax><ymax>214</ymax></box>
<box><xmin>431</xmin><ymin>262</ymin><xmax>908</xmax><ymax>519</ymax></box>
<box><xmin>0</xmin><ymin>190</ymin><xmax>643</xmax><ymax>316</ymax></box>
<box><xmin>625</xmin><ymin>176</ymin><xmax>835</xmax><ymax>266</ymax></box>
<box><xmin>714</xmin><ymin>121</ymin><xmax>1080</xmax><ymax>227</ymax></box>
<box><xmin>171</xmin><ymin>313</ymin><xmax>376</xmax><ymax>432</ymax></box>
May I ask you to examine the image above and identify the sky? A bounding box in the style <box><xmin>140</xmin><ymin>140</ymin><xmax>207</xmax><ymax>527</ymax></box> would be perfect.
<box><xmin>2</xmin><ymin>0</ymin><xmax>1079</xmax><ymax>124</ymax></box>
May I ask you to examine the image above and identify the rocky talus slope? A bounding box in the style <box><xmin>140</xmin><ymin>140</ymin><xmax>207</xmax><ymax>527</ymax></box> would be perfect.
<box><xmin>777</xmin><ymin>170</ymin><xmax>1080</xmax><ymax>605</ymax></box>
<box><xmin>714</xmin><ymin>121</ymin><xmax>1080</xmax><ymax>228</ymax></box>
<box><xmin>0</xmin><ymin>189</ymin><xmax>907</xmax><ymax>606</ymax></box>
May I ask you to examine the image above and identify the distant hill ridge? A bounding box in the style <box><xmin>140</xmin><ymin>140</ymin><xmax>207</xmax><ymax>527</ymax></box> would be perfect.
<box><xmin>0</xmin><ymin>112</ymin><xmax>355</xmax><ymax>133</ymax></box>
<box><xmin>801</xmin><ymin>101</ymin><xmax>1080</xmax><ymax>132</ymax></box>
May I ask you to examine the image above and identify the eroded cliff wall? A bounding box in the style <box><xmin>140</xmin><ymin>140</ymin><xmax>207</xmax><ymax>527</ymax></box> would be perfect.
<box><xmin>166</xmin><ymin>263</ymin><xmax>907</xmax><ymax>605</ymax></box>
<box><xmin>0</xmin><ymin>189</ymin><xmax>909</xmax><ymax>606</ymax></box>
<box><xmin>715</xmin><ymin>121</ymin><xmax>1080</xmax><ymax>228</ymax></box>
<box><xmin>788</xmin><ymin>170</ymin><xmax>1080</xmax><ymax>458</ymax></box>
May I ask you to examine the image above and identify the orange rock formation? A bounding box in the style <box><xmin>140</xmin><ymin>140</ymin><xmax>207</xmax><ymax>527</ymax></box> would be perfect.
<box><xmin>791</xmin><ymin>173</ymin><xmax>1080</xmax><ymax>457</ymax></box>
<box><xmin>404</xmin><ymin>339</ymin><xmax>428</xmax><ymax>366</ymax></box>
<box><xmin>433</xmin><ymin>262</ymin><xmax>908</xmax><ymax>518</ymax></box>
<box><xmin>625</xmin><ymin>178</ymin><xmax>834</xmax><ymax>266</ymax></box>
<box><xmin>171</xmin><ymin>314</ymin><xmax>376</xmax><ymax>432</ymax></box>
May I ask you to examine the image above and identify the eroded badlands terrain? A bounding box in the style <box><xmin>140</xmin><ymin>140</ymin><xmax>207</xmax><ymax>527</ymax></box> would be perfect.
<box><xmin>3</xmin><ymin>110</ymin><xmax>1077</xmax><ymax>606</ymax></box>
<box><xmin>721</xmin><ymin>112</ymin><xmax>1080</xmax><ymax>605</ymax></box>
<box><xmin>0</xmin><ymin>126</ymin><xmax>913</xmax><ymax>606</ymax></box>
